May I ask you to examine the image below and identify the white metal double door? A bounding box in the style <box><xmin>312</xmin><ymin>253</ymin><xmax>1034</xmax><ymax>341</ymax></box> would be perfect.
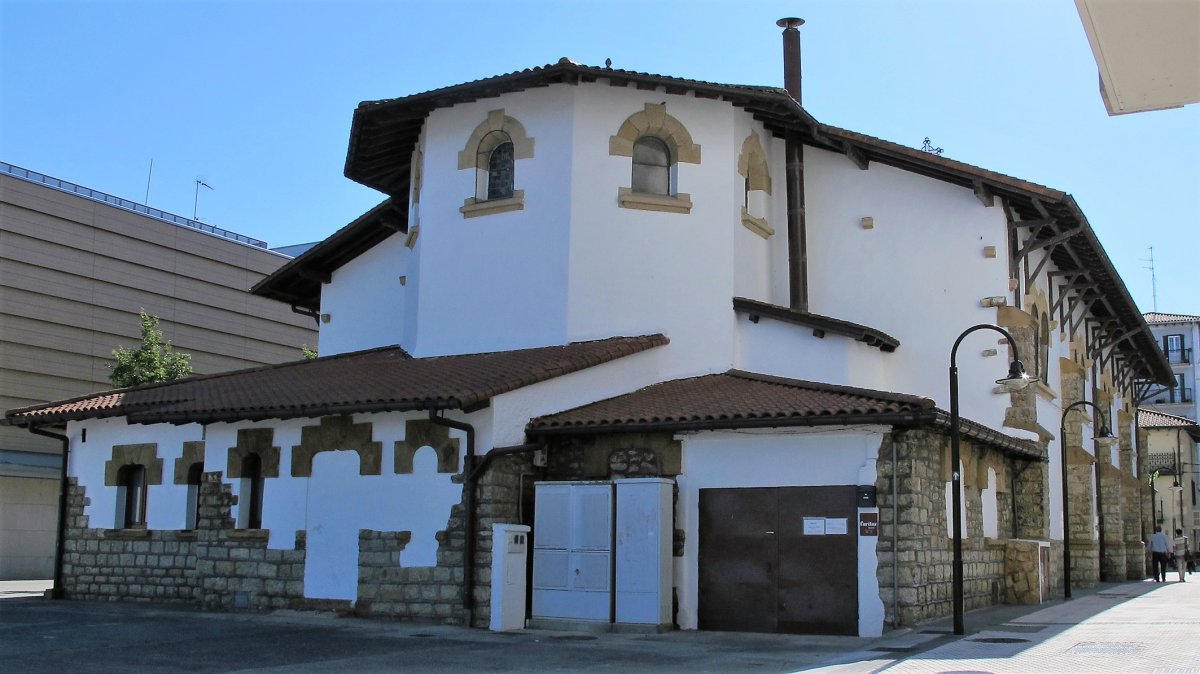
<box><xmin>531</xmin><ymin>482</ymin><xmax>613</xmax><ymax>622</ymax></box>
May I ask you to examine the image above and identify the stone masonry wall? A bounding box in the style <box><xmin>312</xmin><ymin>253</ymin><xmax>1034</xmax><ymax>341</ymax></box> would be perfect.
<box><xmin>1098</xmin><ymin>462</ymin><xmax>1126</xmax><ymax>581</ymax></box>
<box><xmin>194</xmin><ymin>473</ymin><xmax>306</xmax><ymax>612</ymax></box>
<box><xmin>61</xmin><ymin>478</ymin><xmax>199</xmax><ymax>602</ymax></box>
<box><xmin>356</xmin><ymin>452</ymin><xmax>532</xmax><ymax>627</ymax></box>
<box><xmin>61</xmin><ymin>473</ymin><xmax>308</xmax><ymax>609</ymax></box>
<box><xmin>875</xmin><ymin>429</ymin><xmax>1032</xmax><ymax>629</ymax></box>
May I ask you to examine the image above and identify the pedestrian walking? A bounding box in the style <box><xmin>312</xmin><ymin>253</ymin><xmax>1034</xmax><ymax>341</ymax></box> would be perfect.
<box><xmin>1149</xmin><ymin>526</ymin><xmax>1170</xmax><ymax>582</ymax></box>
<box><xmin>1174</xmin><ymin>529</ymin><xmax>1190</xmax><ymax>582</ymax></box>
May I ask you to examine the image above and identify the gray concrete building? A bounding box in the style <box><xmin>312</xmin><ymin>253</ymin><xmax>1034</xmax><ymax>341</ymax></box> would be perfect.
<box><xmin>0</xmin><ymin>161</ymin><xmax>316</xmax><ymax>579</ymax></box>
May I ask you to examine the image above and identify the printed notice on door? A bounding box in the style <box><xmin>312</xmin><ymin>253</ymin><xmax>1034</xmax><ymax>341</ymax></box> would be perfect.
<box><xmin>824</xmin><ymin>518</ymin><xmax>848</xmax><ymax>535</ymax></box>
<box><xmin>803</xmin><ymin>517</ymin><xmax>826</xmax><ymax>535</ymax></box>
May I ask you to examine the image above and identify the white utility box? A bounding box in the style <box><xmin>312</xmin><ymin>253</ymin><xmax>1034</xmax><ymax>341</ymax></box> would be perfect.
<box><xmin>532</xmin><ymin>481</ymin><xmax>613</xmax><ymax>623</ymax></box>
<box><xmin>615</xmin><ymin>478</ymin><xmax>672</xmax><ymax>628</ymax></box>
<box><xmin>490</xmin><ymin>523</ymin><xmax>531</xmax><ymax>631</ymax></box>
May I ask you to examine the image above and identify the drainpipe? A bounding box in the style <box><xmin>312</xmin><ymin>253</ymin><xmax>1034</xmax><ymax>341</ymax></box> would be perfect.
<box><xmin>28</xmin><ymin>424</ymin><xmax>69</xmax><ymax>600</ymax></box>
<box><xmin>891</xmin><ymin>433</ymin><xmax>899</xmax><ymax>630</ymax></box>
<box><xmin>427</xmin><ymin>409</ymin><xmax>476</xmax><ymax>625</ymax></box>
<box><xmin>427</xmin><ymin>410</ymin><xmax>545</xmax><ymax>629</ymax></box>
<box><xmin>779</xmin><ymin>18</ymin><xmax>808</xmax><ymax>312</ymax></box>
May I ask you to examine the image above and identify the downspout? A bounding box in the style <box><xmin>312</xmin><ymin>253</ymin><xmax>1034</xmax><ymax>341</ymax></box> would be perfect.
<box><xmin>427</xmin><ymin>409</ymin><xmax>476</xmax><ymax>626</ymax></box>
<box><xmin>779</xmin><ymin>18</ymin><xmax>809</xmax><ymax>312</ymax></box>
<box><xmin>28</xmin><ymin>424</ymin><xmax>69</xmax><ymax>600</ymax></box>
<box><xmin>891</xmin><ymin>433</ymin><xmax>899</xmax><ymax>630</ymax></box>
<box><xmin>427</xmin><ymin>409</ymin><xmax>546</xmax><ymax>628</ymax></box>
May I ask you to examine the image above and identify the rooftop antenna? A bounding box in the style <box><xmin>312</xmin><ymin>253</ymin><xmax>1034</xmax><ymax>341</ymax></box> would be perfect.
<box><xmin>144</xmin><ymin>159</ymin><xmax>154</xmax><ymax>206</ymax></box>
<box><xmin>1143</xmin><ymin>246</ymin><xmax>1158</xmax><ymax>312</ymax></box>
<box><xmin>193</xmin><ymin>179</ymin><xmax>213</xmax><ymax>221</ymax></box>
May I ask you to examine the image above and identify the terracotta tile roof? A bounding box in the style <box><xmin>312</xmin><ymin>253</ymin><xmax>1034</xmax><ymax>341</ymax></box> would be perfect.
<box><xmin>528</xmin><ymin>370</ymin><xmax>1042</xmax><ymax>460</ymax></box>
<box><xmin>1143</xmin><ymin>312</ymin><xmax>1200</xmax><ymax>325</ymax></box>
<box><xmin>1138</xmin><ymin>408</ymin><xmax>1198</xmax><ymax>429</ymax></box>
<box><xmin>5</xmin><ymin>335</ymin><xmax>667</xmax><ymax>426</ymax></box>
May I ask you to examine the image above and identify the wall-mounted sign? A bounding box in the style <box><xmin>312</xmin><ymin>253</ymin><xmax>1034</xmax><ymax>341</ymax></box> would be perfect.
<box><xmin>825</xmin><ymin>518</ymin><xmax>848</xmax><ymax>535</ymax></box>
<box><xmin>859</xmin><ymin>512</ymin><xmax>879</xmax><ymax>536</ymax></box>
<box><xmin>803</xmin><ymin>517</ymin><xmax>826</xmax><ymax>535</ymax></box>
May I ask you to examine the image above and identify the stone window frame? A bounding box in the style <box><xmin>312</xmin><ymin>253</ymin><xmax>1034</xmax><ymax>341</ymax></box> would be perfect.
<box><xmin>457</xmin><ymin>109</ymin><xmax>534</xmax><ymax>219</ymax></box>
<box><xmin>610</xmin><ymin>102</ymin><xmax>701</xmax><ymax>214</ymax></box>
<box><xmin>737</xmin><ymin>131</ymin><xmax>773</xmax><ymax>238</ymax></box>
<box><xmin>104</xmin><ymin>443</ymin><xmax>163</xmax><ymax>530</ymax></box>
<box><xmin>226</xmin><ymin>429</ymin><xmax>281</xmax><ymax>530</ymax></box>
<box><xmin>290</xmin><ymin>416</ymin><xmax>383</xmax><ymax>477</ymax></box>
<box><xmin>173</xmin><ymin>440</ymin><xmax>205</xmax><ymax>530</ymax></box>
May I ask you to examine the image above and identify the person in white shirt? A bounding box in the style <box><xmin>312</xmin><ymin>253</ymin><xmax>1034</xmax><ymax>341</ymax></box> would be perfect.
<box><xmin>1149</xmin><ymin>526</ymin><xmax>1171</xmax><ymax>582</ymax></box>
<box><xmin>1173</xmin><ymin>529</ymin><xmax>1190</xmax><ymax>582</ymax></box>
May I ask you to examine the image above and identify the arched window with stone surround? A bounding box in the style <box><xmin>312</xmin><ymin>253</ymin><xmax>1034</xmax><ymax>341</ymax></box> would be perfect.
<box><xmin>737</xmin><ymin>131</ymin><xmax>773</xmax><ymax>238</ymax></box>
<box><xmin>116</xmin><ymin>463</ymin><xmax>147</xmax><ymax>529</ymax></box>
<box><xmin>1031</xmin><ymin>306</ymin><xmax>1042</xmax><ymax>381</ymax></box>
<box><xmin>1039</xmin><ymin>311</ymin><xmax>1051</xmax><ymax>385</ymax></box>
<box><xmin>610</xmin><ymin>102</ymin><xmax>701</xmax><ymax>214</ymax></box>
<box><xmin>457</xmin><ymin>109</ymin><xmax>534</xmax><ymax>218</ymax></box>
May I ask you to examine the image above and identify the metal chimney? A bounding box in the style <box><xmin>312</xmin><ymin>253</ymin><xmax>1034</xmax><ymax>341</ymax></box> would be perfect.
<box><xmin>777</xmin><ymin>17</ymin><xmax>804</xmax><ymax>103</ymax></box>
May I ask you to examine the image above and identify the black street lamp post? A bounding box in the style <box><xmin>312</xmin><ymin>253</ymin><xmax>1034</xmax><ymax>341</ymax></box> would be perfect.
<box><xmin>949</xmin><ymin>324</ymin><xmax>1031</xmax><ymax>635</ymax></box>
<box><xmin>1059</xmin><ymin>400</ymin><xmax>1118</xmax><ymax>598</ymax></box>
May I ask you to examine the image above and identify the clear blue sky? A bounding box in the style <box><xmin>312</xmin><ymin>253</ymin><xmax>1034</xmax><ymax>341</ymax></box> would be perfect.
<box><xmin>3</xmin><ymin>0</ymin><xmax>1197</xmax><ymax>315</ymax></box>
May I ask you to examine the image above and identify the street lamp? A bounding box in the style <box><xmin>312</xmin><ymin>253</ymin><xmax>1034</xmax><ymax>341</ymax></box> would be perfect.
<box><xmin>1058</xmin><ymin>400</ymin><xmax>1117</xmax><ymax>598</ymax></box>
<box><xmin>949</xmin><ymin>324</ymin><xmax>1031</xmax><ymax>635</ymax></box>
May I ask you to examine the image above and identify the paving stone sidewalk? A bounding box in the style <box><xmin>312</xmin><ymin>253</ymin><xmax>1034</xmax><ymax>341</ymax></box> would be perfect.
<box><xmin>817</xmin><ymin>576</ymin><xmax>1200</xmax><ymax>674</ymax></box>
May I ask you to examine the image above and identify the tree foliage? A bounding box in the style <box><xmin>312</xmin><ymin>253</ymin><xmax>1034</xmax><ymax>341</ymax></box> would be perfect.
<box><xmin>109</xmin><ymin>310</ymin><xmax>193</xmax><ymax>388</ymax></box>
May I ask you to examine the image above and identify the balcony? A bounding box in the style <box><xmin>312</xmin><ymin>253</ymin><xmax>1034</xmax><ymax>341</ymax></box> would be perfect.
<box><xmin>1146</xmin><ymin>453</ymin><xmax>1178</xmax><ymax>474</ymax></box>
<box><xmin>1150</xmin><ymin>386</ymin><xmax>1193</xmax><ymax>405</ymax></box>
<box><xmin>1166</xmin><ymin>347</ymin><xmax>1193</xmax><ymax>365</ymax></box>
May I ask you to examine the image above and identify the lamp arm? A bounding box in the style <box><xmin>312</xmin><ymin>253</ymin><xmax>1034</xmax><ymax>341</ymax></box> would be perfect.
<box><xmin>950</xmin><ymin>324</ymin><xmax>1022</xmax><ymax>368</ymax></box>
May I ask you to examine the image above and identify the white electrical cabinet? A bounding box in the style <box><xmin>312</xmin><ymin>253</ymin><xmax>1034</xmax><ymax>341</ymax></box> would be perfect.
<box><xmin>531</xmin><ymin>478</ymin><xmax>673</xmax><ymax>629</ymax></box>
<box><xmin>489</xmin><ymin>523</ymin><xmax>530</xmax><ymax>631</ymax></box>
<box><xmin>532</xmin><ymin>481</ymin><xmax>613</xmax><ymax>622</ymax></box>
<box><xmin>615</xmin><ymin>478</ymin><xmax>672</xmax><ymax>627</ymax></box>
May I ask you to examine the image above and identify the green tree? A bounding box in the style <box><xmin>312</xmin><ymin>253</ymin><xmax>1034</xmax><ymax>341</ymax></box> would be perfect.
<box><xmin>109</xmin><ymin>310</ymin><xmax>193</xmax><ymax>388</ymax></box>
<box><xmin>301</xmin><ymin>344</ymin><xmax>318</xmax><ymax>360</ymax></box>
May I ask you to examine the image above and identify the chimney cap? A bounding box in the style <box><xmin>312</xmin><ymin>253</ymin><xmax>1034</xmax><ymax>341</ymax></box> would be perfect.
<box><xmin>777</xmin><ymin>17</ymin><xmax>805</xmax><ymax>29</ymax></box>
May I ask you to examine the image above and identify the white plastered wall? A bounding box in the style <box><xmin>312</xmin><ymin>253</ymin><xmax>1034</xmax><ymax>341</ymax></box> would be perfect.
<box><xmin>70</xmin><ymin>411</ymin><xmax>472</xmax><ymax>602</ymax></box>
<box><xmin>68</xmin><ymin>418</ymin><xmax>204</xmax><ymax>530</ymax></box>
<box><xmin>675</xmin><ymin>426</ymin><xmax>887</xmax><ymax>636</ymax></box>
<box><xmin>805</xmin><ymin>148</ymin><xmax>1016</xmax><ymax>435</ymax></box>
<box><xmin>565</xmin><ymin>85</ymin><xmax>739</xmax><ymax>376</ymax></box>
<box><xmin>318</xmin><ymin>232</ymin><xmax>410</xmax><ymax>356</ymax></box>
<box><xmin>409</xmin><ymin>86</ymin><xmax>575</xmax><ymax>358</ymax></box>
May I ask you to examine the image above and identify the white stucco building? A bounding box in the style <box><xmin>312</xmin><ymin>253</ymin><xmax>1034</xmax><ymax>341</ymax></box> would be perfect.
<box><xmin>6</xmin><ymin>25</ymin><xmax>1173</xmax><ymax>636</ymax></box>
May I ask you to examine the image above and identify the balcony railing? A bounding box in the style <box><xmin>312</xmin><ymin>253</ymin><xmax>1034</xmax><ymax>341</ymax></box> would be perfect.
<box><xmin>1146</xmin><ymin>453</ymin><xmax>1178</xmax><ymax>474</ymax></box>
<box><xmin>1</xmin><ymin>161</ymin><xmax>269</xmax><ymax>249</ymax></box>
<box><xmin>1166</xmin><ymin>347</ymin><xmax>1193</xmax><ymax>365</ymax></box>
<box><xmin>1150</xmin><ymin>386</ymin><xmax>1194</xmax><ymax>405</ymax></box>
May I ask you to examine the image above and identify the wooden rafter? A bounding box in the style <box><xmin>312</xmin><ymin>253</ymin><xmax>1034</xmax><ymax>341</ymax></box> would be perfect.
<box><xmin>972</xmin><ymin>179</ymin><xmax>995</xmax><ymax>208</ymax></box>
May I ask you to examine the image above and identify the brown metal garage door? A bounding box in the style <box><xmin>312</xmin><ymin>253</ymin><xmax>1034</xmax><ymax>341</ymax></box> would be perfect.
<box><xmin>698</xmin><ymin>486</ymin><xmax>858</xmax><ymax>635</ymax></box>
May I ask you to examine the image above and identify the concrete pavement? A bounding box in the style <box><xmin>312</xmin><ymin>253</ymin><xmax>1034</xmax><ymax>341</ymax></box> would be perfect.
<box><xmin>1</xmin><ymin>576</ymin><xmax>1197</xmax><ymax>672</ymax></box>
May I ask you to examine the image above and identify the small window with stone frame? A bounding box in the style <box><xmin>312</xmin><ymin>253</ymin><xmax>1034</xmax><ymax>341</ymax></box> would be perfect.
<box><xmin>185</xmin><ymin>462</ymin><xmax>203</xmax><ymax>530</ymax></box>
<box><xmin>239</xmin><ymin>454</ymin><xmax>265</xmax><ymax>529</ymax></box>
<box><xmin>116</xmin><ymin>463</ymin><xmax>148</xmax><ymax>529</ymax></box>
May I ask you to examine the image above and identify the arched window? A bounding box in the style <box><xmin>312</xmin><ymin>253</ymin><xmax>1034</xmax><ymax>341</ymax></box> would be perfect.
<box><xmin>1030</xmin><ymin>307</ymin><xmax>1042</xmax><ymax>381</ymax></box>
<box><xmin>485</xmin><ymin>139</ymin><xmax>514</xmax><ymax>200</ymax></box>
<box><xmin>1039</xmin><ymin>311</ymin><xmax>1051</xmax><ymax>385</ymax></box>
<box><xmin>185</xmin><ymin>462</ymin><xmax>203</xmax><ymax>530</ymax></box>
<box><xmin>239</xmin><ymin>454</ymin><xmax>264</xmax><ymax>529</ymax></box>
<box><xmin>632</xmin><ymin>136</ymin><xmax>671</xmax><ymax>195</ymax></box>
<box><xmin>116</xmin><ymin>463</ymin><xmax>147</xmax><ymax>528</ymax></box>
